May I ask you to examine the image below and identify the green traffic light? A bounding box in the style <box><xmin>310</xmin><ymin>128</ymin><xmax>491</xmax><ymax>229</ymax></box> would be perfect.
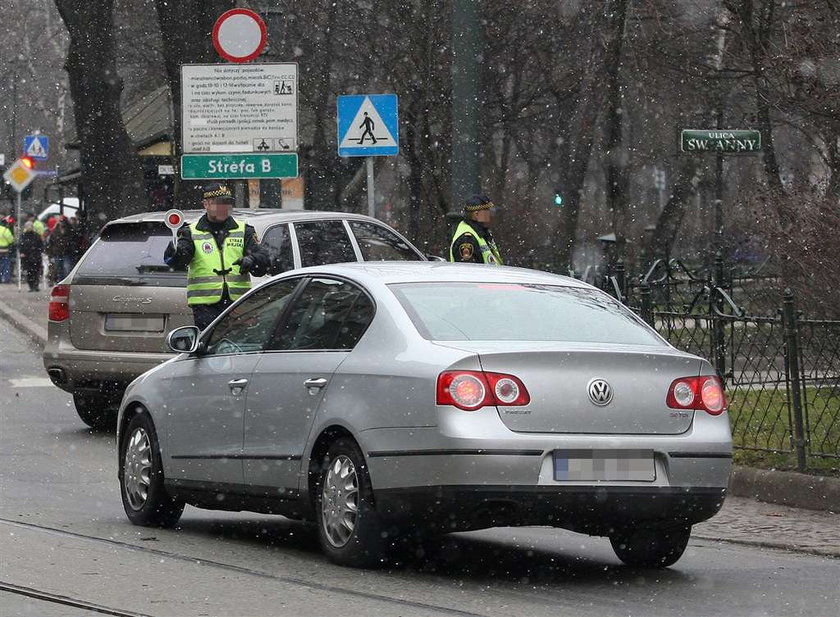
<box><xmin>553</xmin><ymin>192</ymin><xmax>563</xmax><ymax>207</ymax></box>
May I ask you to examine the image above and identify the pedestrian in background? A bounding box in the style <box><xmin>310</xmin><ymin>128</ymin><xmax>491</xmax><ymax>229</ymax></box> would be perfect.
<box><xmin>164</xmin><ymin>183</ymin><xmax>270</xmax><ymax>329</ymax></box>
<box><xmin>0</xmin><ymin>217</ymin><xmax>14</xmax><ymax>284</ymax></box>
<box><xmin>19</xmin><ymin>221</ymin><xmax>44</xmax><ymax>292</ymax></box>
<box><xmin>46</xmin><ymin>217</ymin><xmax>76</xmax><ymax>281</ymax></box>
<box><xmin>449</xmin><ymin>194</ymin><xmax>503</xmax><ymax>265</ymax></box>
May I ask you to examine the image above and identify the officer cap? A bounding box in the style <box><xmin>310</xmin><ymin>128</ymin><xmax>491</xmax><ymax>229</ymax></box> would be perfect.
<box><xmin>202</xmin><ymin>183</ymin><xmax>234</xmax><ymax>202</ymax></box>
<box><xmin>464</xmin><ymin>194</ymin><xmax>494</xmax><ymax>212</ymax></box>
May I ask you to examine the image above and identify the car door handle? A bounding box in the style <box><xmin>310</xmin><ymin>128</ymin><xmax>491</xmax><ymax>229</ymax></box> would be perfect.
<box><xmin>228</xmin><ymin>378</ymin><xmax>248</xmax><ymax>395</ymax></box>
<box><xmin>304</xmin><ymin>377</ymin><xmax>328</xmax><ymax>390</ymax></box>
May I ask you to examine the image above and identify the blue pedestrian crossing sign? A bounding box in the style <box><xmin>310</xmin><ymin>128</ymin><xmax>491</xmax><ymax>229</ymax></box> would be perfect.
<box><xmin>24</xmin><ymin>134</ymin><xmax>49</xmax><ymax>160</ymax></box>
<box><xmin>337</xmin><ymin>94</ymin><xmax>399</xmax><ymax>157</ymax></box>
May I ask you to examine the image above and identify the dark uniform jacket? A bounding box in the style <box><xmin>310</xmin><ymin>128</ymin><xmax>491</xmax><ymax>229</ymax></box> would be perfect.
<box><xmin>163</xmin><ymin>214</ymin><xmax>269</xmax><ymax>277</ymax></box>
<box><xmin>451</xmin><ymin>217</ymin><xmax>498</xmax><ymax>263</ymax></box>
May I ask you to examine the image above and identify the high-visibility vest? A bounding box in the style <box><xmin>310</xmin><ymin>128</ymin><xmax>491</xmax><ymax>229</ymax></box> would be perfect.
<box><xmin>449</xmin><ymin>220</ymin><xmax>503</xmax><ymax>265</ymax></box>
<box><xmin>186</xmin><ymin>220</ymin><xmax>250</xmax><ymax>306</ymax></box>
<box><xmin>33</xmin><ymin>220</ymin><xmax>46</xmax><ymax>238</ymax></box>
<box><xmin>0</xmin><ymin>226</ymin><xmax>13</xmax><ymax>253</ymax></box>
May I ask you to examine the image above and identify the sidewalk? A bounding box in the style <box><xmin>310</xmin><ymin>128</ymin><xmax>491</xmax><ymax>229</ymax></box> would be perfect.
<box><xmin>1</xmin><ymin>282</ymin><xmax>837</xmax><ymax>558</ymax></box>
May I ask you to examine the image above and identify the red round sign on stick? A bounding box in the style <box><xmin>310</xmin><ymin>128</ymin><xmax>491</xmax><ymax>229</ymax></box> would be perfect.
<box><xmin>164</xmin><ymin>209</ymin><xmax>184</xmax><ymax>230</ymax></box>
<box><xmin>212</xmin><ymin>9</ymin><xmax>267</xmax><ymax>63</ymax></box>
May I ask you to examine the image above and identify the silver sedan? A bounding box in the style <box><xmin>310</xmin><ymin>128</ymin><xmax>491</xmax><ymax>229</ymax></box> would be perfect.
<box><xmin>116</xmin><ymin>262</ymin><xmax>732</xmax><ymax>568</ymax></box>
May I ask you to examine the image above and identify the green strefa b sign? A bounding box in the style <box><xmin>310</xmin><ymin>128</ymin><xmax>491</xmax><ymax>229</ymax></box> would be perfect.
<box><xmin>181</xmin><ymin>153</ymin><xmax>299</xmax><ymax>180</ymax></box>
<box><xmin>680</xmin><ymin>130</ymin><xmax>762</xmax><ymax>154</ymax></box>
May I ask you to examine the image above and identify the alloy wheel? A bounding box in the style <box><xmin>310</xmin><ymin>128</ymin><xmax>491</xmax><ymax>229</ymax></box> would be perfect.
<box><xmin>321</xmin><ymin>454</ymin><xmax>360</xmax><ymax>547</ymax></box>
<box><xmin>123</xmin><ymin>427</ymin><xmax>152</xmax><ymax>511</ymax></box>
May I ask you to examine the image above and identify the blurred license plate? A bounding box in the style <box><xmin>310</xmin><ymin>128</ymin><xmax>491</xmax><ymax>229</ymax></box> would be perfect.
<box><xmin>554</xmin><ymin>450</ymin><xmax>655</xmax><ymax>482</ymax></box>
<box><xmin>105</xmin><ymin>314</ymin><xmax>165</xmax><ymax>332</ymax></box>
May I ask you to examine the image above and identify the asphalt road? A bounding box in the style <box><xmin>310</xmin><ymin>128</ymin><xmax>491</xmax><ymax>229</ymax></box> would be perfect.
<box><xmin>1</xmin><ymin>319</ymin><xmax>838</xmax><ymax>617</ymax></box>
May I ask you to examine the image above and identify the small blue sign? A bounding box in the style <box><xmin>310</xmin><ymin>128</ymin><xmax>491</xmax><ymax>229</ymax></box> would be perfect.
<box><xmin>24</xmin><ymin>135</ymin><xmax>49</xmax><ymax>160</ymax></box>
<box><xmin>337</xmin><ymin>94</ymin><xmax>399</xmax><ymax>157</ymax></box>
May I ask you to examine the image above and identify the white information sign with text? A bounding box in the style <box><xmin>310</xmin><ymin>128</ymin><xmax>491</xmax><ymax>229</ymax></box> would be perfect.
<box><xmin>181</xmin><ymin>63</ymin><xmax>298</xmax><ymax>154</ymax></box>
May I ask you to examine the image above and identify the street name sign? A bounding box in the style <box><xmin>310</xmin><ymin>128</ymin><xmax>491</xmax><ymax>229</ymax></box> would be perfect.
<box><xmin>24</xmin><ymin>134</ymin><xmax>49</xmax><ymax>160</ymax></box>
<box><xmin>681</xmin><ymin>129</ymin><xmax>761</xmax><ymax>154</ymax></box>
<box><xmin>3</xmin><ymin>158</ymin><xmax>36</xmax><ymax>192</ymax></box>
<box><xmin>181</xmin><ymin>153</ymin><xmax>298</xmax><ymax>180</ymax></box>
<box><xmin>181</xmin><ymin>63</ymin><xmax>298</xmax><ymax>155</ymax></box>
<box><xmin>337</xmin><ymin>94</ymin><xmax>399</xmax><ymax>157</ymax></box>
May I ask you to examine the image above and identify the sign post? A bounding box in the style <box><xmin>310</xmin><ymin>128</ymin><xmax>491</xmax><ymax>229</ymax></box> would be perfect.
<box><xmin>680</xmin><ymin>127</ymin><xmax>762</xmax><ymax>255</ymax></box>
<box><xmin>336</xmin><ymin>94</ymin><xmax>400</xmax><ymax>218</ymax></box>
<box><xmin>3</xmin><ymin>157</ymin><xmax>37</xmax><ymax>290</ymax></box>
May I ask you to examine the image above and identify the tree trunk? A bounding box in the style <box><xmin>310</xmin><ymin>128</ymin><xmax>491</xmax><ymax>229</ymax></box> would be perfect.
<box><xmin>552</xmin><ymin>3</ymin><xmax>628</xmax><ymax>272</ymax></box>
<box><xmin>54</xmin><ymin>0</ymin><xmax>146</xmax><ymax>228</ymax></box>
<box><xmin>604</xmin><ymin>0</ymin><xmax>630</xmax><ymax>263</ymax></box>
<box><xmin>154</xmin><ymin>0</ymin><xmax>234</xmax><ymax>209</ymax></box>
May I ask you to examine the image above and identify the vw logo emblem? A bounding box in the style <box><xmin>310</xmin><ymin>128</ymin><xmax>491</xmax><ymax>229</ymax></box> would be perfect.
<box><xmin>587</xmin><ymin>378</ymin><xmax>613</xmax><ymax>406</ymax></box>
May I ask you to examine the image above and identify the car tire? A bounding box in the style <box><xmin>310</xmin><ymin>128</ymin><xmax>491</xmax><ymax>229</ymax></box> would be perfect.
<box><xmin>610</xmin><ymin>525</ymin><xmax>691</xmax><ymax>568</ymax></box>
<box><xmin>120</xmin><ymin>413</ymin><xmax>184</xmax><ymax>528</ymax></box>
<box><xmin>315</xmin><ymin>437</ymin><xmax>388</xmax><ymax>567</ymax></box>
<box><xmin>73</xmin><ymin>394</ymin><xmax>117</xmax><ymax>431</ymax></box>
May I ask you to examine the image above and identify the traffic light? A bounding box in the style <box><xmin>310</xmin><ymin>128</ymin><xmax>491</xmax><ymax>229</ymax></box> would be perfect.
<box><xmin>19</xmin><ymin>156</ymin><xmax>35</xmax><ymax>170</ymax></box>
<box><xmin>553</xmin><ymin>188</ymin><xmax>564</xmax><ymax>207</ymax></box>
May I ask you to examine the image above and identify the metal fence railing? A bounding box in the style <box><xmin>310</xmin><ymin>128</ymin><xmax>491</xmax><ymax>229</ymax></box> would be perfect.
<box><xmin>593</xmin><ymin>258</ymin><xmax>840</xmax><ymax>471</ymax></box>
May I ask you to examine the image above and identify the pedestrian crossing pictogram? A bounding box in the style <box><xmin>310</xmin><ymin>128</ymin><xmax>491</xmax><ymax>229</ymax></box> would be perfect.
<box><xmin>24</xmin><ymin>135</ymin><xmax>49</xmax><ymax>160</ymax></box>
<box><xmin>337</xmin><ymin>94</ymin><xmax>399</xmax><ymax>157</ymax></box>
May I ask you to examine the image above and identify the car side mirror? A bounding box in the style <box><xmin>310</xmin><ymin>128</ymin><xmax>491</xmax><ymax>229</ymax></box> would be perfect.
<box><xmin>167</xmin><ymin>326</ymin><xmax>200</xmax><ymax>354</ymax></box>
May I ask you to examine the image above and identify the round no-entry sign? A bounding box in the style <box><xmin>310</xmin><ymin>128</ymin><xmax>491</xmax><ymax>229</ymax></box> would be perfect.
<box><xmin>212</xmin><ymin>9</ymin><xmax>267</xmax><ymax>63</ymax></box>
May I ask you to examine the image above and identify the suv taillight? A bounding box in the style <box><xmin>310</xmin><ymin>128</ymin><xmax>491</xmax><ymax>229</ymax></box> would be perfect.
<box><xmin>49</xmin><ymin>284</ymin><xmax>71</xmax><ymax>322</ymax></box>
<box><xmin>437</xmin><ymin>370</ymin><xmax>530</xmax><ymax>411</ymax></box>
<box><xmin>666</xmin><ymin>375</ymin><xmax>726</xmax><ymax>415</ymax></box>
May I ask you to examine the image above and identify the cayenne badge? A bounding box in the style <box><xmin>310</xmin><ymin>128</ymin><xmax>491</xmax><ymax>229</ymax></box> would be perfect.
<box><xmin>587</xmin><ymin>378</ymin><xmax>613</xmax><ymax>406</ymax></box>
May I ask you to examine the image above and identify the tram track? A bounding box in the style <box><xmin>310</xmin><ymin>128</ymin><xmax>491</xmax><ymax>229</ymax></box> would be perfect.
<box><xmin>0</xmin><ymin>517</ymin><xmax>485</xmax><ymax>617</ymax></box>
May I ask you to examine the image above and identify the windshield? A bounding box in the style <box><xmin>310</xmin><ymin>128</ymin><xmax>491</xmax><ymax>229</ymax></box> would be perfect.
<box><xmin>390</xmin><ymin>282</ymin><xmax>663</xmax><ymax>345</ymax></box>
<box><xmin>73</xmin><ymin>222</ymin><xmax>187</xmax><ymax>287</ymax></box>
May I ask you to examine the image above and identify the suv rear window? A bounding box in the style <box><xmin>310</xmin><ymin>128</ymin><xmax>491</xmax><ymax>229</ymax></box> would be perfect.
<box><xmin>73</xmin><ymin>222</ymin><xmax>188</xmax><ymax>287</ymax></box>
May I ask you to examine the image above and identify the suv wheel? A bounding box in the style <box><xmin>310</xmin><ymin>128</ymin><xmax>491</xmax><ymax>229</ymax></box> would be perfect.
<box><xmin>120</xmin><ymin>413</ymin><xmax>184</xmax><ymax>527</ymax></box>
<box><xmin>315</xmin><ymin>438</ymin><xmax>388</xmax><ymax>567</ymax></box>
<box><xmin>73</xmin><ymin>394</ymin><xmax>118</xmax><ymax>430</ymax></box>
<box><xmin>610</xmin><ymin>525</ymin><xmax>691</xmax><ymax>568</ymax></box>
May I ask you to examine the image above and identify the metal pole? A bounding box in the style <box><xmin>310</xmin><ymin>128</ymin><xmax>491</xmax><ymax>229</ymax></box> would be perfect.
<box><xmin>714</xmin><ymin>107</ymin><xmax>724</xmax><ymax>255</ymax></box>
<box><xmin>451</xmin><ymin>0</ymin><xmax>481</xmax><ymax>215</ymax></box>
<box><xmin>15</xmin><ymin>191</ymin><xmax>22</xmax><ymax>291</ymax></box>
<box><xmin>366</xmin><ymin>157</ymin><xmax>375</xmax><ymax>218</ymax></box>
<box><xmin>782</xmin><ymin>290</ymin><xmax>807</xmax><ymax>472</ymax></box>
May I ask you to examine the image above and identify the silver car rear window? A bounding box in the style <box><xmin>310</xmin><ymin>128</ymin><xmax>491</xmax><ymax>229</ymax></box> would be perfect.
<box><xmin>73</xmin><ymin>222</ymin><xmax>188</xmax><ymax>287</ymax></box>
<box><xmin>390</xmin><ymin>282</ymin><xmax>662</xmax><ymax>345</ymax></box>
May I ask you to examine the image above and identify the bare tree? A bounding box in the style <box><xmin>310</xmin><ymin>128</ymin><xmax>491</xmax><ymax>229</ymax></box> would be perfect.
<box><xmin>54</xmin><ymin>0</ymin><xmax>146</xmax><ymax>226</ymax></box>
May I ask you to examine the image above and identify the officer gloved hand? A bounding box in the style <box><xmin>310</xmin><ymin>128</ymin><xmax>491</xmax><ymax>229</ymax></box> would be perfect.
<box><xmin>233</xmin><ymin>255</ymin><xmax>254</xmax><ymax>275</ymax></box>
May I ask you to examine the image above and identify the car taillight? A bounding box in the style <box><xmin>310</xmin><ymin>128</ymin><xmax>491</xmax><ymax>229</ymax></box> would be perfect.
<box><xmin>49</xmin><ymin>284</ymin><xmax>71</xmax><ymax>322</ymax></box>
<box><xmin>666</xmin><ymin>375</ymin><xmax>726</xmax><ymax>415</ymax></box>
<box><xmin>437</xmin><ymin>371</ymin><xmax>530</xmax><ymax>411</ymax></box>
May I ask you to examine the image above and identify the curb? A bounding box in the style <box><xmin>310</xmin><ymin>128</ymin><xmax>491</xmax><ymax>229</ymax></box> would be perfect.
<box><xmin>729</xmin><ymin>465</ymin><xmax>840</xmax><ymax>513</ymax></box>
<box><xmin>0</xmin><ymin>297</ymin><xmax>837</xmax><ymax>513</ymax></box>
<box><xmin>0</xmin><ymin>297</ymin><xmax>47</xmax><ymax>348</ymax></box>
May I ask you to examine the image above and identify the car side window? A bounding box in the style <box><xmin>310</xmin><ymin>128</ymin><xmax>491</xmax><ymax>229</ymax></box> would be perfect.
<box><xmin>348</xmin><ymin>221</ymin><xmax>422</xmax><ymax>261</ymax></box>
<box><xmin>294</xmin><ymin>221</ymin><xmax>356</xmax><ymax>267</ymax></box>
<box><xmin>270</xmin><ymin>278</ymin><xmax>374</xmax><ymax>351</ymax></box>
<box><xmin>261</xmin><ymin>224</ymin><xmax>294</xmax><ymax>275</ymax></box>
<box><xmin>203</xmin><ymin>279</ymin><xmax>300</xmax><ymax>355</ymax></box>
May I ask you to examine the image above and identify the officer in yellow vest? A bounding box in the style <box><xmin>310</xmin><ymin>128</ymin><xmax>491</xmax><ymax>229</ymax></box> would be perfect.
<box><xmin>164</xmin><ymin>183</ymin><xmax>269</xmax><ymax>329</ymax></box>
<box><xmin>449</xmin><ymin>194</ymin><xmax>503</xmax><ymax>265</ymax></box>
<box><xmin>0</xmin><ymin>218</ymin><xmax>14</xmax><ymax>283</ymax></box>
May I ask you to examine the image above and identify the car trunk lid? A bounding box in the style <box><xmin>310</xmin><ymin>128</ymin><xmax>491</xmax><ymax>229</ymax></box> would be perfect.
<box><xmin>438</xmin><ymin>342</ymin><xmax>702</xmax><ymax>434</ymax></box>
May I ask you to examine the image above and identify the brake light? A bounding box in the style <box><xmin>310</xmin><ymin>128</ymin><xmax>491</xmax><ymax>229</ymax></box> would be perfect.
<box><xmin>666</xmin><ymin>375</ymin><xmax>726</xmax><ymax>415</ymax></box>
<box><xmin>437</xmin><ymin>371</ymin><xmax>530</xmax><ymax>411</ymax></box>
<box><xmin>49</xmin><ymin>284</ymin><xmax>71</xmax><ymax>322</ymax></box>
